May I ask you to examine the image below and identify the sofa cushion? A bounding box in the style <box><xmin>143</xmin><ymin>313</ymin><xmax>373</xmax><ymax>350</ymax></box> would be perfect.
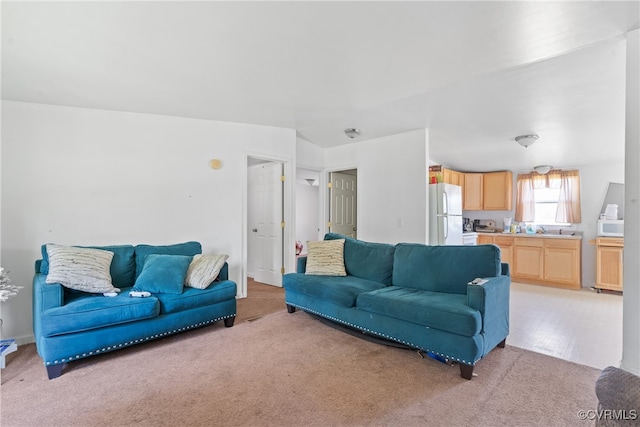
<box><xmin>40</xmin><ymin>292</ymin><xmax>159</xmax><ymax>337</ymax></box>
<box><xmin>356</xmin><ymin>286</ymin><xmax>482</xmax><ymax>337</ymax></box>
<box><xmin>324</xmin><ymin>233</ymin><xmax>395</xmax><ymax>285</ymax></box>
<box><xmin>392</xmin><ymin>244</ymin><xmax>501</xmax><ymax>294</ymax></box>
<box><xmin>283</xmin><ymin>273</ymin><xmax>386</xmax><ymax>308</ymax></box>
<box><xmin>134</xmin><ymin>241</ymin><xmax>202</xmax><ymax>278</ymax></box>
<box><xmin>133</xmin><ymin>254</ymin><xmax>192</xmax><ymax>294</ymax></box>
<box><xmin>185</xmin><ymin>254</ymin><xmax>229</xmax><ymax>289</ymax></box>
<box><xmin>41</xmin><ymin>244</ymin><xmax>136</xmax><ymax>288</ymax></box>
<box><xmin>45</xmin><ymin>245</ymin><xmax>119</xmax><ymax>294</ymax></box>
<box><xmin>156</xmin><ymin>280</ymin><xmax>237</xmax><ymax>314</ymax></box>
<box><xmin>305</xmin><ymin>239</ymin><xmax>347</xmax><ymax>276</ymax></box>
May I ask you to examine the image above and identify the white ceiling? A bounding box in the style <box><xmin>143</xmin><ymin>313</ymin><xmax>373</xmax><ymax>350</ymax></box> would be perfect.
<box><xmin>2</xmin><ymin>1</ymin><xmax>639</xmax><ymax>173</ymax></box>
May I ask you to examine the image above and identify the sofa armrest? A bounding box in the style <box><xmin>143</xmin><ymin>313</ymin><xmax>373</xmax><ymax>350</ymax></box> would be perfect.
<box><xmin>32</xmin><ymin>273</ymin><xmax>64</xmax><ymax>343</ymax></box>
<box><xmin>466</xmin><ymin>275</ymin><xmax>510</xmax><ymax>351</ymax></box>
<box><xmin>501</xmin><ymin>262</ymin><xmax>510</xmax><ymax>276</ymax></box>
<box><xmin>218</xmin><ymin>262</ymin><xmax>229</xmax><ymax>281</ymax></box>
<box><xmin>297</xmin><ymin>256</ymin><xmax>307</xmax><ymax>273</ymax></box>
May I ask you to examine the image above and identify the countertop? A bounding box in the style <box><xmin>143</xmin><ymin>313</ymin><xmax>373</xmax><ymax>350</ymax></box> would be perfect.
<box><xmin>475</xmin><ymin>230</ymin><xmax>582</xmax><ymax>240</ymax></box>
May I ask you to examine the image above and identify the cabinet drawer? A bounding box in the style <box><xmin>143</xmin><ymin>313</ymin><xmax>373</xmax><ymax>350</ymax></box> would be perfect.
<box><xmin>514</xmin><ymin>237</ymin><xmax>543</xmax><ymax>247</ymax></box>
<box><xmin>494</xmin><ymin>236</ymin><xmax>514</xmax><ymax>246</ymax></box>
<box><xmin>596</xmin><ymin>237</ymin><xmax>624</xmax><ymax>247</ymax></box>
<box><xmin>545</xmin><ymin>239</ymin><xmax>580</xmax><ymax>249</ymax></box>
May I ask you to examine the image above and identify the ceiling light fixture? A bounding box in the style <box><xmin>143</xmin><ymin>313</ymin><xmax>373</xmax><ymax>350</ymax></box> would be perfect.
<box><xmin>515</xmin><ymin>134</ymin><xmax>539</xmax><ymax>148</ymax></box>
<box><xmin>534</xmin><ymin>165</ymin><xmax>553</xmax><ymax>175</ymax></box>
<box><xmin>344</xmin><ymin>128</ymin><xmax>361</xmax><ymax>139</ymax></box>
<box><xmin>305</xmin><ymin>178</ymin><xmax>316</xmax><ymax>186</ymax></box>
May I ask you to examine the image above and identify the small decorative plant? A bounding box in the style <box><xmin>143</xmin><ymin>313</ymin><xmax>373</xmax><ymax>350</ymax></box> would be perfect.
<box><xmin>0</xmin><ymin>268</ymin><xmax>22</xmax><ymax>303</ymax></box>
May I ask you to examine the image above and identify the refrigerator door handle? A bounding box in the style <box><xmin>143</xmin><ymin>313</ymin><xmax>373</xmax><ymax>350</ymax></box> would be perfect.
<box><xmin>442</xmin><ymin>191</ymin><xmax>448</xmax><ymax>215</ymax></box>
<box><xmin>443</xmin><ymin>215</ymin><xmax>448</xmax><ymax>240</ymax></box>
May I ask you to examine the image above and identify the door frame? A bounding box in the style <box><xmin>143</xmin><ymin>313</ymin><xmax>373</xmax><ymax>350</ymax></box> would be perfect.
<box><xmin>242</xmin><ymin>152</ymin><xmax>294</xmax><ymax>298</ymax></box>
<box><xmin>324</xmin><ymin>166</ymin><xmax>359</xmax><ymax>238</ymax></box>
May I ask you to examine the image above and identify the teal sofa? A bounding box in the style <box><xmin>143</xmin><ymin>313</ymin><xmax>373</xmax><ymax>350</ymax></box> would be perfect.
<box><xmin>283</xmin><ymin>233</ymin><xmax>510</xmax><ymax>379</ymax></box>
<box><xmin>33</xmin><ymin>241</ymin><xmax>237</xmax><ymax>379</ymax></box>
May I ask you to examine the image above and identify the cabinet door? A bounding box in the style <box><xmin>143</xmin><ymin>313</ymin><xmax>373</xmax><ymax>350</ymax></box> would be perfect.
<box><xmin>483</xmin><ymin>171</ymin><xmax>513</xmax><ymax>210</ymax></box>
<box><xmin>477</xmin><ymin>234</ymin><xmax>494</xmax><ymax>245</ymax></box>
<box><xmin>463</xmin><ymin>173</ymin><xmax>483</xmax><ymax>210</ymax></box>
<box><xmin>494</xmin><ymin>235</ymin><xmax>514</xmax><ymax>267</ymax></box>
<box><xmin>597</xmin><ymin>245</ymin><xmax>624</xmax><ymax>291</ymax></box>
<box><xmin>544</xmin><ymin>239</ymin><xmax>581</xmax><ymax>288</ymax></box>
<box><xmin>513</xmin><ymin>239</ymin><xmax>544</xmax><ymax>280</ymax></box>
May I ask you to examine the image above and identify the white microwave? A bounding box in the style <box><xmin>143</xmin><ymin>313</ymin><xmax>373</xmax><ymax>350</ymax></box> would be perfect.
<box><xmin>597</xmin><ymin>219</ymin><xmax>624</xmax><ymax>237</ymax></box>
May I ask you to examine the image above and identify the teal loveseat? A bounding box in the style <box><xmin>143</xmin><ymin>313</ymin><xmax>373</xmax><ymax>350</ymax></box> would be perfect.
<box><xmin>283</xmin><ymin>233</ymin><xmax>510</xmax><ymax>379</ymax></box>
<box><xmin>33</xmin><ymin>241</ymin><xmax>237</xmax><ymax>379</ymax></box>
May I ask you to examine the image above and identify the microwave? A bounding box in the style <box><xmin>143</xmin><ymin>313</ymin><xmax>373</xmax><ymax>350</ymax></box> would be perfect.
<box><xmin>597</xmin><ymin>219</ymin><xmax>624</xmax><ymax>237</ymax></box>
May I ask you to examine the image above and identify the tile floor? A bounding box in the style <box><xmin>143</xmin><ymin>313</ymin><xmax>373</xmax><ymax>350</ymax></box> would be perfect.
<box><xmin>508</xmin><ymin>281</ymin><xmax>623</xmax><ymax>369</ymax></box>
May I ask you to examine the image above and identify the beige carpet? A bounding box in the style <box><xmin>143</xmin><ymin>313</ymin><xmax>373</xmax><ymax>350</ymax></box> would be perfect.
<box><xmin>1</xmin><ymin>283</ymin><xmax>600</xmax><ymax>427</ymax></box>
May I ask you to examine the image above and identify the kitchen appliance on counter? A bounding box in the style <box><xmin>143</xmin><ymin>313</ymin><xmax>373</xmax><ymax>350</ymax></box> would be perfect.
<box><xmin>597</xmin><ymin>219</ymin><xmax>624</xmax><ymax>237</ymax></box>
<box><xmin>473</xmin><ymin>219</ymin><xmax>497</xmax><ymax>233</ymax></box>
<box><xmin>429</xmin><ymin>183</ymin><xmax>463</xmax><ymax>245</ymax></box>
<box><xmin>463</xmin><ymin>217</ymin><xmax>472</xmax><ymax>232</ymax></box>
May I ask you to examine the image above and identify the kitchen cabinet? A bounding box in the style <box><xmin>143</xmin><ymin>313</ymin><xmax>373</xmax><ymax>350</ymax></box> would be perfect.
<box><xmin>476</xmin><ymin>234</ymin><xmax>513</xmax><ymax>266</ymax></box>
<box><xmin>513</xmin><ymin>237</ymin><xmax>544</xmax><ymax>281</ymax></box>
<box><xmin>595</xmin><ymin>237</ymin><xmax>623</xmax><ymax>292</ymax></box>
<box><xmin>443</xmin><ymin>168</ymin><xmax>464</xmax><ymax>187</ymax></box>
<box><xmin>483</xmin><ymin>171</ymin><xmax>513</xmax><ymax>210</ymax></box>
<box><xmin>544</xmin><ymin>238</ymin><xmax>581</xmax><ymax>288</ymax></box>
<box><xmin>479</xmin><ymin>234</ymin><xmax>581</xmax><ymax>289</ymax></box>
<box><xmin>494</xmin><ymin>235</ymin><xmax>514</xmax><ymax>267</ymax></box>
<box><xmin>464</xmin><ymin>173</ymin><xmax>484</xmax><ymax>210</ymax></box>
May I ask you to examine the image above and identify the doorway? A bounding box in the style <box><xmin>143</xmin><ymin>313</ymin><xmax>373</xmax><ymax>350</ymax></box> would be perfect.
<box><xmin>329</xmin><ymin>169</ymin><xmax>357</xmax><ymax>238</ymax></box>
<box><xmin>247</xmin><ymin>158</ymin><xmax>284</xmax><ymax>288</ymax></box>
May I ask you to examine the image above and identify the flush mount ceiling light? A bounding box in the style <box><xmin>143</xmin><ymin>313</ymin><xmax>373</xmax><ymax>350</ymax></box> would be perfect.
<box><xmin>534</xmin><ymin>165</ymin><xmax>553</xmax><ymax>175</ymax></box>
<box><xmin>305</xmin><ymin>178</ymin><xmax>316</xmax><ymax>186</ymax></box>
<box><xmin>515</xmin><ymin>134</ymin><xmax>539</xmax><ymax>148</ymax></box>
<box><xmin>344</xmin><ymin>128</ymin><xmax>361</xmax><ymax>139</ymax></box>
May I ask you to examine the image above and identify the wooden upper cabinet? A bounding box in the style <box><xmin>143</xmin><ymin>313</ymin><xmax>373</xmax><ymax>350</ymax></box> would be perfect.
<box><xmin>483</xmin><ymin>171</ymin><xmax>513</xmax><ymax>210</ymax></box>
<box><xmin>464</xmin><ymin>173</ymin><xmax>483</xmax><ymax>210</ymax></box>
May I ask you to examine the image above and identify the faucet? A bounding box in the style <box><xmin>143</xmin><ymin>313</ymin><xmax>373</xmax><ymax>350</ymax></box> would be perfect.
<box><xmin>540</xmin><ymin>226</ymin><xmax>547</xmax><ymax>234</ymax></box>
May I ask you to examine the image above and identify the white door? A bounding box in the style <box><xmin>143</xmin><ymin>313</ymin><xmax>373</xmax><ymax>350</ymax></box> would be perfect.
<box><xmin>330</xmin><ymin>171</ymin><xmax>357</xmax><ymax>238</ymax></box>
<box><xmin>250</xmin><ymin>162</ymin><xmax>283</xmax><ymax>286</ymax></box>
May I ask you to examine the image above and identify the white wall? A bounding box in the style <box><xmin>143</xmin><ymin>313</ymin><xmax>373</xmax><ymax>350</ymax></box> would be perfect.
<box><xmin>324</xmin><ymin>129</ymin><xmax>429</xmax><ymax>245</ymax></box>
<box><xmin>1</xmin><ymin>101</ymin><xmax>295</xmax><ymax>342</ymax></box>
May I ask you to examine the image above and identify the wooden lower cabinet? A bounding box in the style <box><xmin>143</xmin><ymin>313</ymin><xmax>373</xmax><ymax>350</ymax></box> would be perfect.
<box><xmin>596</xmin><ymin>237</ymin><xmax>623</xmax><ymax>292</ymax></box>
<box><xmin>478</xmin><ymin>234</ymin><xmax>581</xmax><ymax>289</ymax></box>
<box><xmin>513</xmin><ymin>238</ymin><xmax>544</xmax><ymax>281</ymax></box>
<box><xmin>544</xmin><ymin>239</ymin><xmax>582</xmax><ymax>288</ymax></box>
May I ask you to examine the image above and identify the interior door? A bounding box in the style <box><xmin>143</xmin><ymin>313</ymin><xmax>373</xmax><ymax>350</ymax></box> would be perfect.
<box><xmin>250</xmin><ymin>162</ymin><xmax>283</xmax><ymax>286</ymax></box>
<box><xmin>329</xmin><ymin>171</ymin><xmax>357</xmax><ymax>238</ymax></box>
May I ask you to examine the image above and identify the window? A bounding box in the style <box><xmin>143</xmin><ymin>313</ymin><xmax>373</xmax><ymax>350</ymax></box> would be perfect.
<box><xmin>533</xmin><ymin>187</ymin><xmax>570</xmax><ymax>226</ymax></box>
<box><xmin>515</xmin><ymin>170</ymin><xmax>582</xmax><ymax>224</ymax></box>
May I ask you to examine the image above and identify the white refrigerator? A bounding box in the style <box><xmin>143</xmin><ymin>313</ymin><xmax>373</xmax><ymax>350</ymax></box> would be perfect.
<box><xmin>429</xmin><ymin>183</ymin><xmax>463</xmax><ymax>245</ymax></box>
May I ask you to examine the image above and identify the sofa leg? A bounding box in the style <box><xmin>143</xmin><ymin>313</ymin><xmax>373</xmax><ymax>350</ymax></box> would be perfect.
<box><xmin>46</xmin><ymin>363</ymin><xmax>65</xmax><ymax>380</ymax></box>
<box><xmin>459</xmin><ymin>364</ymin><xmax>474</xmax><ymax>380</ymax></box>
<box><xmin>497</xmin><ymin>338</ymin><xmax>506</xmax><ymax>348</ymax></box>
<box><xmin>224</xmin><ymin>317</ymin><xmax>235</xmax><ymax>327</ymax></box>
<box><xmin>286</xmin><ymin>304</ymin><xmax>296</xmax><ymax>313</ymax></box>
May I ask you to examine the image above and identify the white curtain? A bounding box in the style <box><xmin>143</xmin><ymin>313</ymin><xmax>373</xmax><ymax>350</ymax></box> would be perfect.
<box><xmin>515</xmin><ymin>170</ymin><xmax>581</xmax><ymax>223</ymax></box>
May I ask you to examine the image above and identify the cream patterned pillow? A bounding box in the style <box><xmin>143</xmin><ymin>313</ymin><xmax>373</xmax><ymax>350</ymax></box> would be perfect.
<box><xmin>45</xmin><ymin>244</ymin><xmax>118</xmax><ymax>293</ymax></box>
<box><xmin>185</xmin><ymin>254</ymin><xmax>229</xmax><ymax>289</ymax></box>
<box><xmin>305</xmin><ymin>239</ymin><xmax>346</xmax><ymax>276</ymax></box>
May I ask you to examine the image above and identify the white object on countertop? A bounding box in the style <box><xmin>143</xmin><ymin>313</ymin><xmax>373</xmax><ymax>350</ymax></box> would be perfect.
<box><xmin>604</xmin><ymin>204</ymin><xmax>618</xmax><ymax>220</ymax></box>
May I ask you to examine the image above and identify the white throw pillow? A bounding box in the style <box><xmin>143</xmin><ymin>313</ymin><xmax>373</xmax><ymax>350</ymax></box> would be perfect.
<box><xmin>185</xmin><ymin>254</ymin><xmax>229</xmax><ymax>289</ymax></box>
<box><xmin>45</xmin><ymin>244</ymin><xmax>118</xmax><ymax>293</ymax></box>
<box><xmin>305</xmin><ymin>239</ymin><xmax>347</xmax><ymax>276</ymax></box>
